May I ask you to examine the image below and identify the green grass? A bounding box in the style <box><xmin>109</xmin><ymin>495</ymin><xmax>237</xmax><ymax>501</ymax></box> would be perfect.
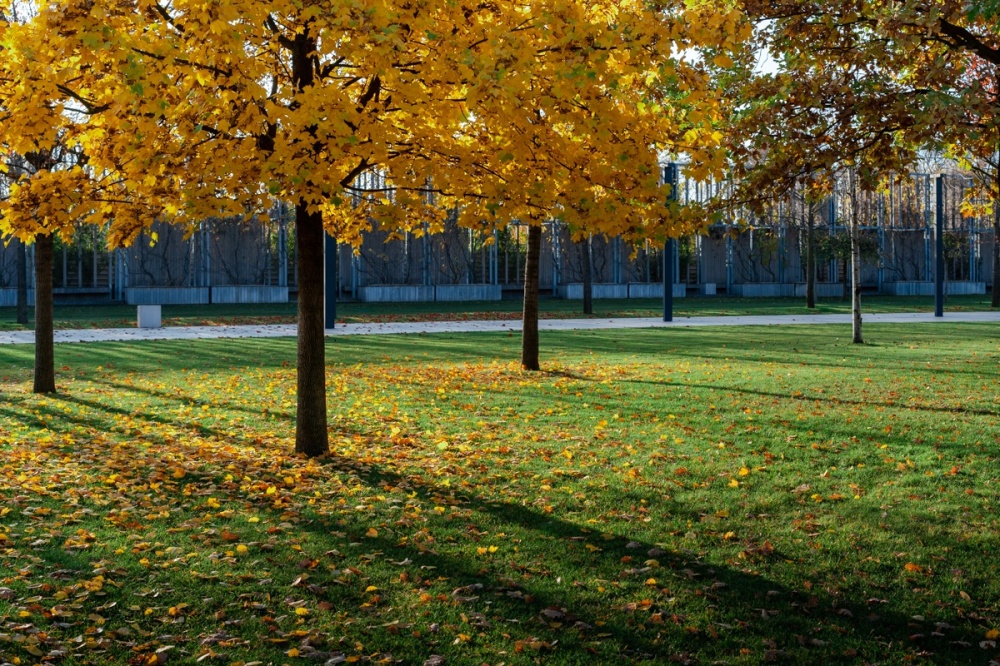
<box><xmin>0</xmin><ymin>324</ymin><xmax>998</xmax><ymax>664</ymax></box>
<box><xmin>0</xmin><ymin>293</ymin><xmax>997</xmax><ymax>331</ymax></box>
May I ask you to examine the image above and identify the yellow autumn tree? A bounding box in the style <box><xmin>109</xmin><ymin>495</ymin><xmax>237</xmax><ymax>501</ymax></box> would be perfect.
<box><xmin>0</xmin><ymin>2</ymin><xmax>171</xmax><ymax>392</ymax></box>
<box><xmin>0</xmin><ymin>7</ymin><xmax>101</xmax><ymax>393</ymax></box>
<box><xmin>403</xmin><ymin>1</ymin><xmax>743</xmax><ymax>370</ymax></box>
<box><xmin>3</xmin><ymin>0</ymin><xmax>748</xmax><ymax>455</ymax></box>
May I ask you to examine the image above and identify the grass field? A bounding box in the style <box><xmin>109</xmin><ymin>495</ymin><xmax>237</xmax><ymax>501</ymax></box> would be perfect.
<box><xmin>0</xmin><ymin>324</ymin><xmax>999</xmax><ymax>664</ymax></box>
<box><xmin>0</xmin><ymin>293</ymin><xmax>997</xmax><ymax>331</ymax></box>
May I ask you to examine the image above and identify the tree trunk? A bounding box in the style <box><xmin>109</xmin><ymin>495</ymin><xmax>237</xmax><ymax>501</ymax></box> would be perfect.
<box><xmin>841</xmin><ymin>258</ymin><xmax>849</xmax><ymax>300</ymax></box>
<box><xmin>294</xmin><ymin>202</ymin><xmax>329</xmax><ymax>457</ymax></box>
<box><xmin>581</xmin><ymin>237</ymin><xmax>593</xmax><ymax>315</ymax></box>
<box><xmin>851</xmin><ymin>215</ymin><xmax>865</xmax><ymax>345</ymax></box>
<box><xmin>992</xmin><ymin>164</ymin><xmax>1000</xmax><ymax>308</ymax></box>
<box><xmin>16</xmin><ymin>240</ymin><xmax>28</xmax><ymax>326</ymax></box>
<box><xmin>33</xmin><ymin>234</ymin><xmax>56</xmax><ymax>394</ymax></box>
<box><xmin>806</xmin><ymin>202</ymin><xmax>816</xmax><ymax>309</ymax></box>
<box><xmin>290</xmin><ymin>26</ymin><xmax>328</xmax><ymax>457</ymax></box>
<box><xmin>521</xmin><ymin>224</ymin><xmax>542</xmax><ymax>371</ymax></box>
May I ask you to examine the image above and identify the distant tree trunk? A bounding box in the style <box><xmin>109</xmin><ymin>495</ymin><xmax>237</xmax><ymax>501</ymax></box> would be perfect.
<box><xmin>850</xmin><ymin>179</ymin><xmax>863</xmax><ymax>344</ymax></box>
<box><xmin>16</xmin><ymin>240</ymin><xmax>28</xmax><ymax>326</ymax></box>
<box><xmin>806</xmin><ymin>202</ymin><xmax>816</xmax><ymax>309</ymax></box>
<box><xmin>33</xmin><ymin>234</ymin><xmax>56</xmax><ymax>394</ymax></box>
<box><xmin>521</xmin><ymin>223</ymin><xmax>542</xmax><ymax>371</ymax></box>
<box><xmin>581</xmin><ymin>236</ymin><xmax>593</xmax><ymax>315</ymax></box>
<box><xmin>294</xmin><ymin>202</ymin><xmax>329</xmax><ymax>457</ymax></box>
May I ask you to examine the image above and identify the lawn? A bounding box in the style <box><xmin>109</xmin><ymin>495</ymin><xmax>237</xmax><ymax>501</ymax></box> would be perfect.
<box><xmin>0</xmin><ymin>324</ymin><xmax>998</xmax><ymax>664</ymax></box>
<box><xmin>0</xmin><ymin>293</ymin><xmax>997</xmax><ymax>331</ymax></box>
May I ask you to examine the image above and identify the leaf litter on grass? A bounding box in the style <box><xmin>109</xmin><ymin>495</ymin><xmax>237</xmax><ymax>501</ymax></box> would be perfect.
<box><xmin>0</xmin><ymin>326</ymin><xmax>998</xmax><ymax>664</ymax></box>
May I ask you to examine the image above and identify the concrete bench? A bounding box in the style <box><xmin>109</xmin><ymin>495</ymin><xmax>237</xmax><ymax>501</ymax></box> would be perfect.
<box><xmin>137</xmin><ymin>305</ymin><xmax>162</xmax><ymax>329</ymax></box>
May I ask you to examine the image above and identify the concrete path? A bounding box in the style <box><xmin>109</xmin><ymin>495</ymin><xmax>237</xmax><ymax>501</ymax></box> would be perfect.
<box><xmin>1</xmin><ymin>311</ymin><xmax>998</xmax><ymax>345</ymax></box>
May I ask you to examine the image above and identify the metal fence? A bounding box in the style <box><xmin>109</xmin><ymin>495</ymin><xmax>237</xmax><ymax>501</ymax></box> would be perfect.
<box><xmin>0</xmin><ymin>172</ymin><xmax>995</xmax><ymax>304</ymax></box>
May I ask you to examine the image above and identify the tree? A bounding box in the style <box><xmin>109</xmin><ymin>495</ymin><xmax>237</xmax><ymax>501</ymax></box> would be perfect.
<box><xmin>949</xmin><ymin>55</ymin><xmax>1000</xmax><ymax>305</ymax></box>
<box><xmin>0</xmin><ymin>5</ymin><xmax>97</xmax><ymax>392</ymax></box>
<box><xmin>442</xmin><ymin>3</ymin><xmax>745</xmax><ymax>370</ymax></box>
<box><xmin>11</xmin><ymin>0</ymin><xmax>746</xmax><ymax>449</ymax></box>
<box><xmin>0</xmin><ymin>153</ymin><xmax>94</xmax><ymax>392</ymax></box>
<box><xmin>732</xmin><ymin>0</ymin><xmax>1000</xmax><ymax>306</ymax></box>
<box><xmin>724</xmin><ymin>1</ymin><xmax>952</xmax><ymax>329</ymax></box>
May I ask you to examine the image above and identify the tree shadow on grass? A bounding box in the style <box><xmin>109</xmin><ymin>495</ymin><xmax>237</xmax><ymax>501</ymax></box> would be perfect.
<box><xmin>291</xmin><ymin>455</ymin><xmax>992</xmax><ymax>665</ymax></box>
<box><xmin>2</xmin><ymin>371</ymin><xmax>995</xmax><ymax>663</ymax></box>
<box><xmin>90</xmin><ymin>377</ymin><xmax>296</xmax><ymax>423</ymax></box>
<box><xmin>621</xmin><ymin>378</ymin><xmax>1000</xmax><ymax>419</ymax></box>
<box><xmin>3</xmin><ymin>416</ymin><xmax>992</xmax><ymax>665</ymax></box>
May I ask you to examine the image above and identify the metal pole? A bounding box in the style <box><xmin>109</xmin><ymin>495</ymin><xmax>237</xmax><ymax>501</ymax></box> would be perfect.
<box><xmin>663</xmin><ymin>163</ymin><xmax>678</xmax><ymax>322</ymax></box>
<box><xmin>325</xmin><ymin>233</ymin><xmax>337</xmax><ymax>329</ymax></box>
<box><xmin>935</xmin><ymin>174</ymin><xmax>944</xmax><ymax>317</ymax></box>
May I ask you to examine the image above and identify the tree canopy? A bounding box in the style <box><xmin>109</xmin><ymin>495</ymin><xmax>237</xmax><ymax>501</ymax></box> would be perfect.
<box><xmin>0</xmin><ymin>0</ymin><xmax>749</xmax><ymax>453</ymax></box>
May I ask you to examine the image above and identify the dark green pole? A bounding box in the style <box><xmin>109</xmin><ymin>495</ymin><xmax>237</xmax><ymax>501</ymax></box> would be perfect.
<box><xmin>934</xmin><ymin>175</ymin><xmax>944</xmax><ymax>318</ymax></box>
<box><xmin>663</xmin><ymin>163</ymin><xmax>678</xmax><ymax>322</ymax></box>
<box><xmin>325</xmin><ymin>233</ymin><xmax>337</xmax><ymax>329</ymax></box>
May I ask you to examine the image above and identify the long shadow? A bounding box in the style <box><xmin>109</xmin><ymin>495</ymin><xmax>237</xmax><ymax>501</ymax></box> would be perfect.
<box><xmin>40</xmin><ymin>392</ymin><xmax>374</xmax><ymax>456</ymax></box>
<box><xmin>2</xmin><ymin>407</ymin><xmax>991</xmax><ymax>664</ymax></box>
<box><xmin>297</xmin><ymin>455</ymin><xmax>989</xmax><ymax>664</ymax></box>
<box><xmin>92</xmin><ymin>377</ymin><xmax>296</xmax><ymax>423</ymax></box>
<box><xmin>623</xmin><ymin>377</ymin><xmax>1000</xmax><ymax>418</ymax></box>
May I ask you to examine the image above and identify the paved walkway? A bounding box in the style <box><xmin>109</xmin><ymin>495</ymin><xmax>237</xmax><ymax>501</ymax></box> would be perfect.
<box><xmin>1</xmin><ymin>311</ymin><xmax>998</xmax><ymax>345</ymax></box>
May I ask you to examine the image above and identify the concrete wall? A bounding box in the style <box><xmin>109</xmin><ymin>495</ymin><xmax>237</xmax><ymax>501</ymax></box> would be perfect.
<box><xmin>356</xmin><ymin>284</ymin><xmax>502</xmax><ymax>302</ymax></box>
<box><xmin>0</xmin><ymin>289</ymin><xmax>35</xmax><ymax>307</ymax></box>
<box><xmin>125</xmin><ymin>287</ymin><xmax>210</xmax><ymax>305</ymax></box>
<box><xmin>557</xmin><ymin>283</ymin><xmax>686</xmax><ymax>299</ymax></box>
<box><xmin>882</xmin><ymin>281</ymin><xmax>986</xmax><ymax>296</ymax></box>
<box><xmin>211</xmin><ymin>286</ymin><xmax>289</xmax><ymax>303</ymax></box>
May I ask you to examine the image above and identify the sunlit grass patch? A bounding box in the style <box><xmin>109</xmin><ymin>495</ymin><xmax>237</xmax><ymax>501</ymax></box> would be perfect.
<box><xmin>0</xmin><ymin>324</ymin><xmax>998</xmax><ymax>664</ymax></box>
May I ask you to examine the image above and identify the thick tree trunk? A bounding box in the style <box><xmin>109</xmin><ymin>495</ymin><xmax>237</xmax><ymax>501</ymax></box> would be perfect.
<box><xmin>290</xmin><ymin>26</ymin><xmax>328</xmax><ymax>457</ymax></box>
<box><xmin>521</xmin><ymin>224</ymin><xmax>542</xmax><ymax>371</ymax></box>
<box><xmin>806</xmin><ymin>203</ymin><xmax>816</xmax><ymax>309</ymax></box>
<box><xmin>33</xmin><ymin>234</ymin><xmax>56</xmax><ymax>393</ymax></box>
<box><xmin>294</xmin><ymin>203</ymin><xmax>329</xmax><ymax>457</ymax></box>
<box><xmin>581</xmin><ymin>237</ymin><xmax>593</xmax><ymax>315</ymax></box>
<box><xmin>16</xmin><ymin>240</ymin><xmax>28</xmax><ymax>326</ymax></box>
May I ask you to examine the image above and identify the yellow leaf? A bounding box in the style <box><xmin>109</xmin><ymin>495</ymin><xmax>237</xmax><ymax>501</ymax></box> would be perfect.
<box><xmin>366</xmin><ymin>528</ymin><xmax>378</xmax><ymax>538</ymax></box>
<box><xmin>713</xmin><ymin>54</ymin><xmax>734</xmax><ymax>68</ymax></box>
<box><xmin>738</xmin><ymin>467</ymin><xmax>750</xmax><ymax>476</ymax></box>
<box><xmin>287</xmin><ymin>648</ymin><xmax>300</xmax><ymax>657</ymax></box>
<box><xmin>986</xmin><ymin>629</ymin><xmax>999</xmax><ymax>640</ymax></box>
<box><xmin>728</xmin><ymin>479</ymin><xmax>739</xmax><ymax>488</ymax></box>
<box><xmin>294</xmin><ymin>607</ymin><xmax>309</xmax><ymax>616</ymax></box>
